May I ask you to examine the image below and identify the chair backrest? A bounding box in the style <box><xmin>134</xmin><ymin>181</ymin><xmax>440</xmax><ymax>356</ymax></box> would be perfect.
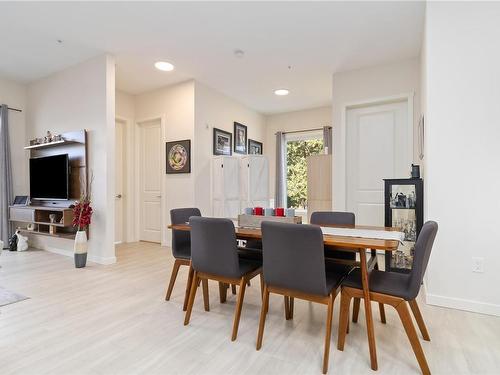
<box><xmin>407</xmin><ymin>221</ymin><xmax>438</xmax><ymax>300</ymax></box>
<box><xmin>261</xmin><ymin>221</ymin><xmax>329</xmax><ymax>296</ymax></box>
<box><xmin>310</xmin><ymin>211</ymin><xmax>356</xmax><ymax>261</ymax></box>
<box><xmin>189</xmin><ymin>216</ymin><xmax>240</xmax><ymax>278</ymax></box>
<box><xmin>170</xmin><ymin>208</ymin><xmax>201</xmax><ymax>258</ymax></box>
<box><xmin>310</xmin><ymin>211</ymin><xmax>355</xmax><ymax>227</ymax></box>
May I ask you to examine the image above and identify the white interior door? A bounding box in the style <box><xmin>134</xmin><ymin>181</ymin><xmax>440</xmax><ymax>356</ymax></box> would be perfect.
<box><xmin>139</xmin><ymin>119</ymin><xmax>162</xmax><ymax>243</ymax></box>
<box><xmin>115</xmin><ymin>120</ymin><xmax>125</xmax><ymax>244</ymax></box>
<box><xmin>346</xmin><ymin>100</ymin><xmax>411</xmax><ymax>226</ymax></box>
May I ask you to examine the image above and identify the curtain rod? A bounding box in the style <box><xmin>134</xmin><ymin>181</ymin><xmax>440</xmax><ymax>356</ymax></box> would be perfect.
<box><xmin>3</xmin><ymin>106</ymin><xmax>22</xmax><ymax>113</ymax></box>
<box><xmin>276</xmin><ymin>126</ymin><xmax>331</xmax><ymax>135</ymax></box>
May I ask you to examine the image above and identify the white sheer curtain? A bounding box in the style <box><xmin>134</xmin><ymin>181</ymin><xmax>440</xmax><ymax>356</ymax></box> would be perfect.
<box><xmin>0</xmin><ymin>104</ymin><xmax>13</xmax><ymax>244</ymax></box>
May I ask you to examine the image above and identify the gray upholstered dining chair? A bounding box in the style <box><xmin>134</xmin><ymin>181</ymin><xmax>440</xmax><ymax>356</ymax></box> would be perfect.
<box><xmin>257</xmin><ymin>221</ymin><xmax>351</xmax><ymax>374</ymax></box>
<box><xmin>311</xmin><ymin>211</ymin><xmax>387</xmax><ymax>324</ymax></box>
<box><xmin>337</xmin><ymin>221</ymin><xmax>438</xmax><ymax>375</ymax></box>
<box><xmin>166</xmin><ymin>208</ymin><xmax>209</xmax><ymax>312</ymax></box>
<box><xmin>184</xmin><ymin>217</ymin><xmax>262</xmax><ymax>341</ymax></box>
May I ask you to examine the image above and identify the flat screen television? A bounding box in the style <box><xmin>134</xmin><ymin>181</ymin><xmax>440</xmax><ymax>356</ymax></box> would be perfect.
<box><xmin>29</xmin><ymin>154</ymin><xmax>70</xmax><ymax>200</ymax></box>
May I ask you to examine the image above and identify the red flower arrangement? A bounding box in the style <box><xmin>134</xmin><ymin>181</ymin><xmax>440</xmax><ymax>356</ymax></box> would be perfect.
<box><xmin>73</xmin><ymin>174</ymin><xmax>93</xmax><ymax>231</ymax></box>
<box><xmin>73</xmin><ymin>201</ymin><xmax>93</xmax><ymax>231</ymax></box>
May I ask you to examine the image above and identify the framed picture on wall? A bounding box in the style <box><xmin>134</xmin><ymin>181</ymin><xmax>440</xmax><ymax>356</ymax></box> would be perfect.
<box><xmin>166</xmin><ymin>139</ymin><xmax>191</xmax><ymax>174</ymax></box>
<box><xmin>248</xmin><ymin>139</ymin><xmax>263</xmax><ymax>155</ymax></box>
<box><xmin>213</xmin><ymin>128</ymin><xmax>232</xmax><ymax>155</ymax></box>
<box><xmin>233</xmin><ymin>122</ymin><xmax>247</xmax><ymax>154</ymax></box>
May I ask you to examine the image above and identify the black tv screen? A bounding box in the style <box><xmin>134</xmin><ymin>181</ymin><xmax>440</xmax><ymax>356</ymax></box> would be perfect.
<box><xmin>30</xmin><ymin>154</ymin><xmax>70</xmax><ymax>200</ymax></box>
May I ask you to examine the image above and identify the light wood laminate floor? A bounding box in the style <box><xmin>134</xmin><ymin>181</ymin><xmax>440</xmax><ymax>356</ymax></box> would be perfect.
<box><xmin>1</xmin><ymin>242</ymin><xmax>499</xmax><ymax>374</ymax></box>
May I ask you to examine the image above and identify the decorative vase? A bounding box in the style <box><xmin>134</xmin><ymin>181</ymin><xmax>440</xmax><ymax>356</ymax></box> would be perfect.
<box><xmin>74</xmin><ymin>230</ymin><xmax>88</xmax><ymax>268</ymax></box>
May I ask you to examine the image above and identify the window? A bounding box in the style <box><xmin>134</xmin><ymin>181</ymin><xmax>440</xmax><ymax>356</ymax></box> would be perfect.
<box><xmin>284</xmin><ymin>130</ymin><xmax>324</xmax><ymax>222</ymax></box>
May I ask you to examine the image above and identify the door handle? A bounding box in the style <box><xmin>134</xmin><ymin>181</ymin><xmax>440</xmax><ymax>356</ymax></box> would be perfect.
<box><xmin>116</xmin><ymin>194</ymin><xmax>122</xmax><ymax>199</ymax></box>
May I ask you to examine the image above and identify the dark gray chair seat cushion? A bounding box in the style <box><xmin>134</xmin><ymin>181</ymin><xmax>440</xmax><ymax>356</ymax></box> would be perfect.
<box><xmin>245</xmin><ymin>239</ymin><xmax>263</xmax><ymax>250</ymax></box>
<box><xmin>237</xmin><ymin>258</ymin><xmax>261</xmax><ymax>277</ymax></box>
<box><xmin>262</xmin><ymin>221</ymin><xmax>350</xmax><ymax>296</ymax></box>
<box><xmin>342</xmin><ymin>268</ymin><xmax>411</xmax><ymax>300</ymax></box>
<box><xmin>342</xmin><ymin>221</ymin><xmax>438</xmax><ymax>301</ymax></box>
<box><xmin>237</xmin><ymin>247</ymin><xmax>263</xmax><ymax>262</ymax></box>
<box><xmin>174</xmin><ymin>243</ymin><xmax>191</xmax><ymax>260</ymax></box>
<box><xmin>170</xmin><ymin>208</ymin><xmax>201</xmax><ymax>260</ymax></box>
<box><xmin>310</xmin><ymin>211</ymin><xmax>357</xmax><ymax>262</ymax></box>
<box><xmin>325</xmin><ymin>265</ymin><xmax>351</xmax><ymax>293</ymax></box>
<box><xmin>190</xmin><ymin>217</ymin><xmax>260</xmax><ymax>280</ymax></box>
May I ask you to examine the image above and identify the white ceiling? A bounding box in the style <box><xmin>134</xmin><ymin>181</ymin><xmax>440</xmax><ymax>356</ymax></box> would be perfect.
<box><xmin>0</xmin><ymin>2</ymin><xmax>425</xmax><ymax>114</ymax></box>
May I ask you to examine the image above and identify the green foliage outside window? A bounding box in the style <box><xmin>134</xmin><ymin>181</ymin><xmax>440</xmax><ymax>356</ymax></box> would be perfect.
<box><xmin>286</xmin><ymin>139</ymin><xmax>324</xmax><ymax>209</ymax></box>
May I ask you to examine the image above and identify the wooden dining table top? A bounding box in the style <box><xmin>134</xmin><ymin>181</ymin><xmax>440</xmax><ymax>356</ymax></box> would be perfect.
<box><xmin>168</xmin><ymin>223</ymin><xmax>400</xmax><ymax>251</ymax></box>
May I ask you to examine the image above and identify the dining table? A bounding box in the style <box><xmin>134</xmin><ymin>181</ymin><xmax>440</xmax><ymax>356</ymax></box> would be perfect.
<box><xmin>168</xmin><ymin>221</ymin><xmax>402</xmax><ymax>371</ymax></box>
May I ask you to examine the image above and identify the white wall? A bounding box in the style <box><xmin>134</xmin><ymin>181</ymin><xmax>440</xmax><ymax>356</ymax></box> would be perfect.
<box><xmin>264</xmin><ymin>106</ymin><xmax>331</xmax><ymax>198</ymax></box>
<box><xmin>424</xmin><ymin>2</ymin><xmax>500</xmax><ymax>316</ymax></box>
<box><xmin>135</xmin><ymin>80</ymin><xmax>196</xmax><ymax>245</ymax></box>
<box><xmin>26</xmin><ymin>55</ymin><xmax>116</xmax><ymax>264</ymax></box>
<box><xmin>116</xmin><ymin>90</ymin><xmax>135</xmax><ymax>120</ymax></box>
<box><xmin>0</xmin><ymin>77</ymin><xmax>28</xmax><ymax>197</ymax></box>
<box><xmin>194</xmin><ymin>81</ymin><xmax>266</xmax><ymax>216</ymax></box>
<box><xmin>332</xmin><ymin>58</ymin><xmax>421</xmax><ymax>210</ymax></box>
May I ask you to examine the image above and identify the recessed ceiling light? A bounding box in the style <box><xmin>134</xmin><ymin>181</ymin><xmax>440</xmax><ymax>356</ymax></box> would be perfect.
<box><xmin>154</xmin><ymin>61</ymin><xmax>175</xmax><ymax>72</ymax></box>
<box><xmin>274</xmin><ymin>89</ymin><xmax>289</xmax><ymax>96</ymax></box>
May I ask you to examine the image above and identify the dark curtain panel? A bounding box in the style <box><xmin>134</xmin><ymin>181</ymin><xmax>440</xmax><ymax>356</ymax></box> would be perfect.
<box><xmin>0</xmin><ymin>104</ymin><xmax>13</xmax><ymax>243</ymax></box>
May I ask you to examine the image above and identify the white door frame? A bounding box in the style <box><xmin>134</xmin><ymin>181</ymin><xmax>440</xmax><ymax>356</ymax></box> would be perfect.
<box><xmin>114</xmin><ymin>116</ymin><xmax>130</xmax><ymax>244</ymax></box>
<box><xmin>135</xmin><ymin>114</ymin><xmax>167</xmax><ymax>246</ymax></box>
<box><xmin>335</xmin><ymin>92</ymin><xmax>414</xmax><ymax>211</ymax></box>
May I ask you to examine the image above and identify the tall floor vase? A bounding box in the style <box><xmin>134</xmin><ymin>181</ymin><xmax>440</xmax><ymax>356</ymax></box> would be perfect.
<box><xmin>74</xmin><ymin>230</ymin><xmax>88</xmax><ymax>268</ymax></box>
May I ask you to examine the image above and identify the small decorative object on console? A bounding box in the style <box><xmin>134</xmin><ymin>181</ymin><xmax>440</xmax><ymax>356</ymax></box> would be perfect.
<box><xmin>15</xmin><ymin>229</ymin><xmax>28</xmax><ymax>252</ymax></box>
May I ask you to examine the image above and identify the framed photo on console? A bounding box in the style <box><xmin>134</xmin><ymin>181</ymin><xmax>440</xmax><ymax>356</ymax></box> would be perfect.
<box><xmin>213</xmin><ymin>128</ymin><xmax>232</xmax><ymax>156</ymax></box>
<box><xmin>166</xmin><ymin>139</ymin><xmax>191</xmax><ymax>174</ymax></box>
<box><xmin>233</xmin><ymin>122</ymin><xmax>247</xmax><ymax>154</ymax></box>
<box><xmin>248</xmin><ymin>139</ymin><xmax>263</xmax><ymax>155</ymax></box>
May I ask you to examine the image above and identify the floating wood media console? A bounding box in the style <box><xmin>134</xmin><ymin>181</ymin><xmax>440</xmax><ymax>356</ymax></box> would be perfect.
<box><xmin>9</xmin><ymin>130</ymin><xmax>88</xmax><ymax>240</ymax></box>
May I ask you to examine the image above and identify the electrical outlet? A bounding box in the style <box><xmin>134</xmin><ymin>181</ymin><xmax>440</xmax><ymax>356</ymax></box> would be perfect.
<box><xmin>472</xmin><ymin>257</ymin><xmax>484</xmax><ymax>273</ymax></box>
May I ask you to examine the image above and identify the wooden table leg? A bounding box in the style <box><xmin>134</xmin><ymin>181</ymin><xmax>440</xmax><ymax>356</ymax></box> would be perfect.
<box><xmin>359</xmin><ymin>249</ymin><xmax>378</xmax><ymax>370</ymax></box>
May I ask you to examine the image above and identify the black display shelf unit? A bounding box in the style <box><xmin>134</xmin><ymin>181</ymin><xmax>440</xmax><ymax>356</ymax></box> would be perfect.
<box><xmin>384</xmin><ymin>178</ymin><xmax>424</xmax><ymax>273</ymax></box>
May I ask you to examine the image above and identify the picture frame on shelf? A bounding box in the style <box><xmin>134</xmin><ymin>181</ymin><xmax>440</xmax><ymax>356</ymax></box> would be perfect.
<box><xmin>248</xmin><ymin>139</ymin><xmax>263</xmax><ymax>155</ymax></box>
<box><xmin>166</xmin><ymin>139</ymin><xmax>191</xmax><ymax>174</ymax></box>
<box><xmin>213</xmin><ymin>128</ymin><xmax>232</xmax><ymax>156</ymax></box>
<box><xmin>233</xmin><ymin>122</ymin><xmax>247</xmax><ymax>154</ymax></box>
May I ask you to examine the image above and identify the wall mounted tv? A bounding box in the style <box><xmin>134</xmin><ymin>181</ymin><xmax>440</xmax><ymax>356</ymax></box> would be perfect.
<box><xmin>29</xmin><ymin>154</ymin><xmax>70</xmax><ymax>200</ymax></box>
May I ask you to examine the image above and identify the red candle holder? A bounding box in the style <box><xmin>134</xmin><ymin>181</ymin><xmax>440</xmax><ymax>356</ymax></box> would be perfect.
<box><xmin>275</xmin><ymin>207</ymin><xmax>285</xmax><ymax>217</ymax></box>
<box><xmin>254</xmin><ymin>207</ymin><xmax>264</xmax><ymax>216</ymax></box>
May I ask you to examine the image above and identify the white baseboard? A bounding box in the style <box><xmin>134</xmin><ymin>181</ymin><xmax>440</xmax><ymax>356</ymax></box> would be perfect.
<box><xmin>33</xmin><ymin>245</ymin><xmax>117</xmax><ymax>265</ymax></box>
<box><xmin>425</xmin><ymin>292</ymin><xmax>500</xmax><ymax>317</ymax></box>
<box><xmin>88</xmin><ymin>254</ymin><xmax>117</xmax><ymax>265</ymax></box>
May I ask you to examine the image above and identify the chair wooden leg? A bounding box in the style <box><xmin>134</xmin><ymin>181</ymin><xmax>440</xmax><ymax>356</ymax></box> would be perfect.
<box><xmin>165</xmin><ymin>259</ymin><xmax>181</xmax><ymax>301</ymax></box>
<box><xmin>289</xmin><ymin>297</ymin><xmax>294</xmax><ymax>319</ymax></box>
<box><xmin>202</xmin><ymin>279</ymin><xmax>210</xmax><ymax>312</ymax></box>
<box><xmin>409</xmin><ymin>299</ymin><xmax>430</xmax><ymax>341</ymax></box>
<box><xmin>231</xmin><ymin>277</ymin><xmax>247</xmax><ymax>341</ymax></box>
<box><xmin>352</xmin><ymin>297</ymin><xmax>360</xmax><ymax>323</ymax></box>
<box><xmin>218</xmin><ymin>282</ymin><xmax>227</xmax><ymax>303</ymax></box>
<box><xmin>231</xmin><ymin>284</ymin><xmax>237</xmax><ymax>295</ymax></box>
<box><xmin>337</xmin><ymin>288</ymin><xmax>351</xmax><ymax>351</ymax></box>
<box><xmin>256</xmin><ymin>284</ymin><xmax>269</xmax><ymax>350</ymax></box>
<box><xmin>182</xmin><ymin>266</ymin><xmax>194</xmax><ymax>311</ymax></box>
<box><xmin>395</xmin><ymin>301</ymin><xmax>431</xmax><ymax>375</ymax></box>
<box><xmin>379</xmin><ymin>302</ymin><xmax>387</xmax><ymax>324</ymax></box>
<box><xmin>183</xmin><ymin>272</ymin><xmax>199</xmax><ymax>325</ymax></box>
<box><xmin>284</xmin><ymin>296</ymin><xmax>290</xmax><ymax>320</ymax></box>
<box><xmin>322</xmin><ymin>293</ymin><xmax>335</xmax><ymax>374</ymax></box>
<box><xmin>259</xmin><ymin>273</ymin><xmax>264</xmax><ymax>300</ymax></box>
